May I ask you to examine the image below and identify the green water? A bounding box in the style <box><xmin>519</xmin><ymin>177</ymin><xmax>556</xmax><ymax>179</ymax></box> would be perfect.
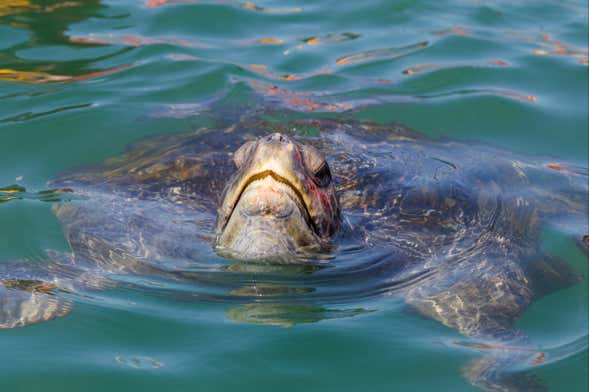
<box><xmin>0</xmin><ymin>0</ymin><xmax>587</xmax><ymax>390</ymax></box>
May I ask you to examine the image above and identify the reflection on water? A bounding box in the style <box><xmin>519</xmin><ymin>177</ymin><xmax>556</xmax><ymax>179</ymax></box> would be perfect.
<box><xmin>226</xmin><ymin>304</ymin><xmax>372</xmax><ymax>327</ymax></box>
<box><xmin>0</xmin><ymin>0</ymin><xmax>132</xmax><ymax>85</ymax></box>
<box><xmin>0</xmin><ymin>184</ymin><xmax>77</xmax><ymax>203</ymax></box>
<box><xmin>0</xmin><ymin>0</ymin><xmax>587</xmax><ymax>391</ymax></box>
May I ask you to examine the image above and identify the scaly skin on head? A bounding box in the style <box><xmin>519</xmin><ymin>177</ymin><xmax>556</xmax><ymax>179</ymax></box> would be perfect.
<box><xmin>215</xmin><ymin>133</ymin><xmax>340</xmax><ymax>261</ymax></box>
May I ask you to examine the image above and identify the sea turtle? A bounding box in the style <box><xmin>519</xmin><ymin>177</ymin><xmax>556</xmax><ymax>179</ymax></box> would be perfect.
<box><xmin>0</xmin><ymin>113</ymin><xmax>587</xmax><ymax>391</ymax></box>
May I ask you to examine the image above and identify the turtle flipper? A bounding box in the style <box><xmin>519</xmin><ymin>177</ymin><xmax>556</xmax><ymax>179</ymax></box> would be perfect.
<box><xmin>526</xmin><ymin>254</ymin><xmax>582</xmax><ymax>297</ymax></box>
<box><xmin>524</xmin><ymin>161</ymin><xmax>588</xmax><ymax>256</ymax></box>
<box><xmin>463</xmin><ymin>346</ymin><xmax>547</xmax><ymax>392</ymax></box>
<box><xmin>408</xmin><ymin>287</ymin><xmax>546</xmax><ymax>391</ymax></box>
<box><xmin>404</xmin><ymin>249</ymin><xmax>580</xmax><ymax>391</ymax></box>
<box><xmin>0</xmin><ymin>279</ymin><xmax>73</xmax><ymax>329</ymax></box>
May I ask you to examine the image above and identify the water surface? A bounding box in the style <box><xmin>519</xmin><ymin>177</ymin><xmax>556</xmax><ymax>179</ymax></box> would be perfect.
<box><xmin>0</xmin><ymin>0</ymin><xmax>587</xmax><ymax>391</ymax></box>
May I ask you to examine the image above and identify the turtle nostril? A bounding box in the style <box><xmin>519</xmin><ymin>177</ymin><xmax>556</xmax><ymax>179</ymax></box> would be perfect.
<box><xmin>265</xmin><ymin>133</ymin><xmax>288</xmax><ymax>144</ymax></box>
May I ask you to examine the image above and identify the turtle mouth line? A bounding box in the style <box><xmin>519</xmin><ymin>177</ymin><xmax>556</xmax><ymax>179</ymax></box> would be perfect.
<box><xmin>224</xmin><ymin>170</ymin><xmax>317</xmax><ymax>233</ymax></box>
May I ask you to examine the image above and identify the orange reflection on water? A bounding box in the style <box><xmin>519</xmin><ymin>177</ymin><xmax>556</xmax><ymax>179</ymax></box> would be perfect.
<box><xmin>402</xmin><ymin>59</ymin><xmax>510</xmax><ymax>75</ymax></box>
<box><xmin>69</xmin><ymin>33</ymin><xmax>208</xmax><ymax>48</ymax></box>
<box><xmin>432</xmin><ymin>26</ymin><xmax>471</xmax><ymax>37</ymax></box>
<box><xmin>336</xmin><ymin>41</ymin><xmax>428</xmax><ymax>66</ymax></box>
<box><xmin>247</xmin><ymin>64</ymin><xmax>332</xmax><ymax>81</ymax></box>
<box><xmin>246</xmin><ymin>80</ymin><xmax>352</xmax><ymax>112</ymax></box>
<box><xmin>255</xmin><ymin>37</ymin><xmax>283</xmax><ymax>44</ymax></box>
<box><xmin>302</xmin><ymin>33</ymin><xmax>360</xmax><ymax>46</ymax></box>
<box><xmin>0</xmin><ymin>64</ymin><xmax>132</xmax><ymax>84</ymax></box>
<box><xmin>0</xmin><ymin>68</ymin><xmax>70</xmax><ymax>83</ymax></box>
<box><xmin>0</xmin><ymin>0</ymin><xmax>34</xmax><ymax>17</ymax></box>
<box><xmin>283</xmin><ymin>33</ymin><xmax>360</xmax><ymax>55</ymax></box>
<box><xmin>532</xmin><ymin>33</ymin><xmax>589</xmax><ymax>62</ymax></box>
<box><xmin>146</xmin><ymin>0</ymin><xmax>302</xmax><ymax>13</ymax></box>
<box><xmin>498</xmin><ymin>89</ymin><xmax>536</xmax><ymax>102</ymax></box>
<box><xmin>72</xmin><ymin>33</ymin><xmax>284</xmax><ymax>49</ymax></box>
<box><xmin>0</xmin><ymin>0</ymin><xmax>82</xmax><ymax>16</ymax></box>
<box><xmin>402</xmin><ymin>63</ymin><xmax>436</xmax><ymax>75</ymax></box>
<box><xmin>147</xmin><ymin>0</ymin><xmax>167</xmax><ymax>6</ymax></box>
<box><xmin>168</xmin><ymin>53</ymin><xmax>331</xmax><ymax>82</ymax></box>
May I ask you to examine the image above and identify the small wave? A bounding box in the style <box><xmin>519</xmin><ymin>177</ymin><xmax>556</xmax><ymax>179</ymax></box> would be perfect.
<box><xmin>336</xmin><ymin>41</ymin><xmax>429</xmax><ymax>66</ymax></box>
<box><xmin>0</xmin><ymin>103</ymin><xmax>94</xmax><ymax>124</ymax></box>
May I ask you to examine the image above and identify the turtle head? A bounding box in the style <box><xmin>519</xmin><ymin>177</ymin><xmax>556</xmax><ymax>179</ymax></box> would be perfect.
<box><xmin>215</xmin><ymin>133</ymin><xmax>340</xmax><ymax>261</ymax></box>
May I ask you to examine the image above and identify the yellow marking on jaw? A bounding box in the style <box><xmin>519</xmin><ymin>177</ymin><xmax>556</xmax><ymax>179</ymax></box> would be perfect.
<box><xmin>241</xmin><ymin>155</ymin><xmax>316</xmax><ymax>221</ymax></box>
<box><xmin>224</xmin><ymin>169</ymin><xmax>317</xmax><ymax>232</ymax></box>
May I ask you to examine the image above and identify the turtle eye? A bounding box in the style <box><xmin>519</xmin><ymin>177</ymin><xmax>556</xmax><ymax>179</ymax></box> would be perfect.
<box><xmin>233</xmin><ymin>141</ymin><xmax>256</xmax><ymax>168</ymax></box>
<box><xmin>313</xmin><ymin>162</ymin><xmax>332</xmax><ymax>187</ymax></box>
<box><xmin>301</xmin><ymin>145</ymin><xmax>323</xmax><ymax>171</ymax></box>
<box><xmin>301</xmin><ymin>144</ymin><xmax>331</xmax><ymax>187</ymax></box>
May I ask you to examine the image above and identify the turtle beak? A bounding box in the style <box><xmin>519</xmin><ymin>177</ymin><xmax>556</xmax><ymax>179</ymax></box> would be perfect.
<box><xmin>217</xmin><ymin>134</ymin><xmax>317</xmax><ymax>235</ymax></box>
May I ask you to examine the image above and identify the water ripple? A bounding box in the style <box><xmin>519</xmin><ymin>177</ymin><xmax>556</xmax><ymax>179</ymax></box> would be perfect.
<box><xmin>0</xmin><ymin>0</ymin><xmax>586</xmax><ymax>390</ymax></box>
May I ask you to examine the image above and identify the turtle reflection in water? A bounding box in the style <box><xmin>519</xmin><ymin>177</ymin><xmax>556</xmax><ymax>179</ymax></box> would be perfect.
<box><xmin>1</xmin><ymin>115</ymin><xmax>588</xmax><ymax>391</ymax></box>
